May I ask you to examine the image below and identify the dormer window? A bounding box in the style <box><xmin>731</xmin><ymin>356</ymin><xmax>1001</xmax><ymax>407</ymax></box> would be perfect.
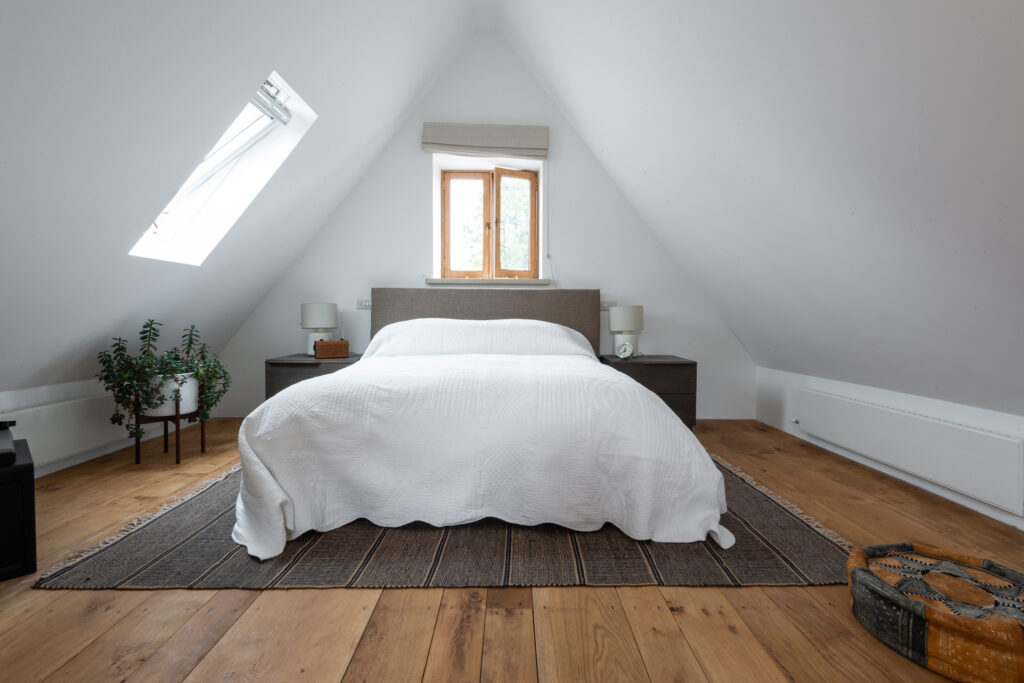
<box><xmin>423</xmin><ymin>123</ymin><xmax>548</xmax><ymax>282</ymax></box>
<box><xmin>441</xmin><ymin>166</ymin><xmax>539</xmax><ymax>279</ymax></box>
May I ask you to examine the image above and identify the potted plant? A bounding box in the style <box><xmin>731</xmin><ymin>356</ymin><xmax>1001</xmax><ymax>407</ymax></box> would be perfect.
<box><xmin>97</xmin><ymin>320</ymin><xmax>231</xmax><ymax>439</ymax></box>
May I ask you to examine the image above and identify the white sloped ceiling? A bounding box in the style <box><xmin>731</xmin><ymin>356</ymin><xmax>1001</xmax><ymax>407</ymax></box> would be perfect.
<box><xmin>0</xmin><ymin>0</ymin><xmax>478</xmax><ymax>391</ymax></box>
<box><xmin>500</xmin><ymin>0</ymin><xmax>1024</xmax><ymax>415</ymax></box>
<box><xmin>5</xmin><ymin>0</ymin><xmax>1022</xmax><ymax>421</ymax></box>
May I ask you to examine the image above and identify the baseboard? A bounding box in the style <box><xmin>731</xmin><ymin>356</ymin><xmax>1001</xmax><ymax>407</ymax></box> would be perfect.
<box><xmin>33</xmin><ymin>436</ymin><xmax>137</xmax><ymax>477</ymax></box>
<box><xmin>756</xmin><ymin>366</ymin><xmax>1024</xmax><ymax>532</ymax></box>
<box><xmin>0</xmin><ymin>381</ymin><xmax>167</xmax><ymax>476</ymax></box>
<box><xmin>795</xmin><ymin>433</ymin><xmax>1024</xmax><ymax>532</ymax></box>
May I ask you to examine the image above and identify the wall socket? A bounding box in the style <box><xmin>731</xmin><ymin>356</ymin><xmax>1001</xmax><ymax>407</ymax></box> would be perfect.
<box><xmin>600</xmin><ymin>300</ymin><xmax>617</xmax><ymax>311</ymax></box>
<box><xmin>356</xmin><ymin>299</ymin><xmax>372</xmax><ymax>310</ymax></box>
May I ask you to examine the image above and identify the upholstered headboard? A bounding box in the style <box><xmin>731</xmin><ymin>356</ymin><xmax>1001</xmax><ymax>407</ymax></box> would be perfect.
<box><xmin>370</xmin><ymin>288</ymin><xmax>601</xmax><ymax>355</ymax></box>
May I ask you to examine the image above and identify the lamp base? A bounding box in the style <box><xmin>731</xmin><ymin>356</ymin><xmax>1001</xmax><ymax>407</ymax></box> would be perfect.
<box><xmin>306</xmin><ymin>331</ymin><xmax>332</xmax><ymax>355</ymax></box>
<box><xmin>613</xmin><ymin>333</ymin><xmax>640</xmax><ymax>357</ymax></box>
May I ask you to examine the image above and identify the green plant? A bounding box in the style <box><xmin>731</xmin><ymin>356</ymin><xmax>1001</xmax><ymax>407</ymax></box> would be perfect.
<box><xmin>97</xmin><ymin>320</ymin><xmax>231</xmax><ymax>439</ymax></box>
<box><xmin>175</xmin><ymin>324</ymin><xmax>231</xmax><ymax>423</ymax></box>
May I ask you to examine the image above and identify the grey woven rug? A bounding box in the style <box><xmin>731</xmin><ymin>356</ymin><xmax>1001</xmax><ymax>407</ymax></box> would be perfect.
<box><xmin>36</xmin><ymin>458</ymin><xmax>850</xmax><ymax>589</ymax></box>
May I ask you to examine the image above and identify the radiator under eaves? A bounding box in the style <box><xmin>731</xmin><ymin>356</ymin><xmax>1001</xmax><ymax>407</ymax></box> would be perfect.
<box><xmin>796</xmin><ymin>388</ymin><xmax>1024</xmax><ymax>515</ymax></box>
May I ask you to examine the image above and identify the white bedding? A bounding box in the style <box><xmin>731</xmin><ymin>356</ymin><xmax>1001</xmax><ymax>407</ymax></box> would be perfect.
<box><xmin>233</xmin><ymin>318</ymin><xmax>735</xmax><ymax>560</ymax></box>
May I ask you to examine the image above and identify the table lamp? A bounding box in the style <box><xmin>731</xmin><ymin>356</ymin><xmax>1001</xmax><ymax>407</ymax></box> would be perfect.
<box><xmin>609</xmin><ymin>305</ymin><xmax>643</xmax><ymax>357</ymax></box>
<box><xmin>301</xmin><ymin>303</ymin><xmax>338</xmax><ymax>355</ymax></box>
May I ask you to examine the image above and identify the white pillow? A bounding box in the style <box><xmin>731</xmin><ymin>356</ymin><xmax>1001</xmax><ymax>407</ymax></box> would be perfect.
<box><xmin>363</xmin><ymin>318</ymin><xmax>595</xmax><ymax>358</ymax></box>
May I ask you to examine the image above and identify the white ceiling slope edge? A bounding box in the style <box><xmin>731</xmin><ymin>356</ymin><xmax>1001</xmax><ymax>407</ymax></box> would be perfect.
<box><xmin>0</xmin><ymin>0</ymin><xmax>479</xmax><ymax>392</ymax></box>
<box><xmin>500</xmin><ymin>0</ymin><xmax>1024</xmax><ymax>416</ymax></box>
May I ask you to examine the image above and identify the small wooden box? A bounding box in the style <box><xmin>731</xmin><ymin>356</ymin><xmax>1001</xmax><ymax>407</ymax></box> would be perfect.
<box><xmin>314</xmin><ymin>339</ymin><xmax>349</xmax><ymax>359</ymax></box>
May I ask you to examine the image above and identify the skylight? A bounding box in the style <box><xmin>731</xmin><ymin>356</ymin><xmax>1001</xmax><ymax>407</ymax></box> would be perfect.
<box><xmin>130</xmin><ymin>72</ymin><xmax>316</xmax><ymax>266</ymax></box>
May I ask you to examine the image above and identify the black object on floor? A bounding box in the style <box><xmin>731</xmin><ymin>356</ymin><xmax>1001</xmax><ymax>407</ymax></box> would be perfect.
<box><xmin>0</xmin><ymin>434</ymin><xmax>37</xmax><ymax>581</ymax></box>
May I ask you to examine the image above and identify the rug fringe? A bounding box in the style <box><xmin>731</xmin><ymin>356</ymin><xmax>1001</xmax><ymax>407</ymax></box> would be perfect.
<box><xmin>36</xmin><ymin>463</ymin><xmax>242</xmax><ymax>581</ymax></box>
<box><xmin>710</xmin><ymin>453</ymin><xmax>853</xmax><ymax>550</ymax></box>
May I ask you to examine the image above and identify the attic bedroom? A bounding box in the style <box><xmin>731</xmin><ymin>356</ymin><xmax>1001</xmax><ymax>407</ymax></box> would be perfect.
<box><xmin>1</xmin><ymin>1</ymin><xmax>1022</xmax><ymax>681</ymax></box>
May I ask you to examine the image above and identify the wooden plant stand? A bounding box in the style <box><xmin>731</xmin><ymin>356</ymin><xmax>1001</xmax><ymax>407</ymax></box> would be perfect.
<box><xmin>134</xmin><ymin>398</ymin><xmax>206</xmax><ymax>465</ymax></box>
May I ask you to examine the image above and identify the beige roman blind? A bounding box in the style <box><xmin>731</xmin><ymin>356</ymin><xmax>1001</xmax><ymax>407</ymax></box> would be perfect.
<box><xmin>421</xmin><ymin>122</ymin><xmax>549</xmax><ymax>159</ymax></box>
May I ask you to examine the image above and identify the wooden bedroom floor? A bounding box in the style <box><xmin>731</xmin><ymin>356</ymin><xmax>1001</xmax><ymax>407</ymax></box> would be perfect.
<box><xmin>2</xmin><ymin>419</ymin><xmax>1022</xmax><ymax>682</ymax></box>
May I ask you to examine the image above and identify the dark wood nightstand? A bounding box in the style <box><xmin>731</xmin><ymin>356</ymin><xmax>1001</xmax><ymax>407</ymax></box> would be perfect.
<box><xmin>265</xmin><ymin>354</ymin><xmax>362</xmax><ymax>400</ymax></box>
<box><xmin>599</xmin><ymin>355</ymin><xmax>697</xmax><ymax>428</ymax></box>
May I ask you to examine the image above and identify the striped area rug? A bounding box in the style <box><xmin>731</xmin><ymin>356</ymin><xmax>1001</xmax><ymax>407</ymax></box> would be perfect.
<box><xmin>36</xmin><ymin>457</ymin><xmax>850</xmax><ymax>589</ymax></box>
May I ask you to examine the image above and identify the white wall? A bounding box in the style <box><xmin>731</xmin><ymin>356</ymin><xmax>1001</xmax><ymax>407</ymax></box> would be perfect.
<box><xmin>218</xmin><ymin>33</ymin><xmax>755</xmax><ymax>419</ymax></box>
<box><xmin>0</xmin><ymin>380</ymin><xmax>154</xmax><ymax>475</ymax></box>
<box><xmin>0</xmin><ymin>1</ymin><xmax>480</xmax><ymax>469</ymax></box>
<box><xmin>0</xmin><ymin>1</ymin><xmax>480</xmax><ymax>394</ymax></box>
<box><xmin>757</xmin><ymin>366</ymin><xmax>1024</xmax><ymax>530</ymax></box>
<box><xmin>502</xmin><ymin>0</ymin><xmax>1024</xmax><ymax>418</ymax></box>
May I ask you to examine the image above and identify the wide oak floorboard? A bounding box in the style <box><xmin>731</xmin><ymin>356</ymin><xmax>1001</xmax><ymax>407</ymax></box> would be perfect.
<box><xmin>481</xmin><ymin>587</ymin><xmax>538</xmax><ymax>683</ymax></box>
<box><xmin>0</xmin><ymin>418</ymin><xmax>1020</xmax><ymax>681</ymax></box>
<box><xmin>532</xmin><ymin>586</ymin><xmax>649</xmax><ymax>682</ymax></box>
<box><xmin>422</xmin><ymin>588</ymin><xmax>487</xmax><ymax>683</ymax></box>
<box><xmin>187</xmin><ymin>588</ymin><xmax>380</xmax><ymax>682</ymax></box>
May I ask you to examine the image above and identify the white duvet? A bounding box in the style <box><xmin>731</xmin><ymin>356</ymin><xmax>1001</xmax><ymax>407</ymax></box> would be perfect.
<box><xmin>233</xmin><ymin>318</ymin><xmax>735</xmax><ymax>560</ymax></box>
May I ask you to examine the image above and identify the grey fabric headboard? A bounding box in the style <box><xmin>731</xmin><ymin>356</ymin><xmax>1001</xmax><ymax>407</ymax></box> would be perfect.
<box><xmin>370</xmin><ymin>288</ymin><xmax>601</xmax><ymax>355</ymax></box>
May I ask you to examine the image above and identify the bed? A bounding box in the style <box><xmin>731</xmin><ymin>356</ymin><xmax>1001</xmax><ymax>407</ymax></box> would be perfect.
<box><xmin>232</xmin><ymin>288</ymin><xmax>734</xmax><ymax>560</ymax></box>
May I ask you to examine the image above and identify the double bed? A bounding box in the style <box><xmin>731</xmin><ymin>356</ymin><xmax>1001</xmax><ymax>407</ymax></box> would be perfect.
<box><xmin>233</xmin><ymin>288</ymin><xmax>734</xmax><ymax>560</ymax></box>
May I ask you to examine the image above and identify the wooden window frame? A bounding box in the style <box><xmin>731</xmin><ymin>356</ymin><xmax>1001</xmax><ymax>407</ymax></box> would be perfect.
<box><xmin>493</xmin><ymin>167</ymin><xmax>540</xmax><ymax>279</ymax></box>
<box><xmin>441</xmin><ymin>171</ymin><xmax>491</xmax><ymax>278</ymax></box>
<box><xmin>441</xmin><ymin>168</ymin><xmax>539</xmax><ymax>279</ymax></box>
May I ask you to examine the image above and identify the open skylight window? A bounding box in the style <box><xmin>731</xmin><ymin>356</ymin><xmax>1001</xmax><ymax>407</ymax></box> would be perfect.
<box><xmin>130</xmin><ymin>72</ymin><xmax>316</xmax><ymax>266</ymax></box>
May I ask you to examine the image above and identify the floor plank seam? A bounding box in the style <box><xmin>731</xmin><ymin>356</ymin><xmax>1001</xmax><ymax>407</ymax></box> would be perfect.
<box><xmin>656</xmin><ymin>586</ymin><xmax>712</xmax><ymax>682</ymax></box>
<box><xmin>530</xmin><ymin>588</ymin><xmax>542</xmax><ymax>683</ymax></box>
<box><xmin>40</xmin><ymin>591</ymin><xmax>156</xmax><ymax>681</ymax></box>
<box><xmin>418</xmin><ymin>590</ymin><xmax>446</xmax><ymax>683</ymax></box>
<box><xmin>337</xmin><ymin>589</ymin><xmax>384</xmax><ymax>682</ymax></box>
<box><xmin>610</xmin><ymin>587</ymin><xmax>654</xmax><ymax>683</ymax></box>
<box><xmin>477</xmin><ymin>589</ymin><xmax>489</xmax><ymax>683</ymax></box>
<box><xmin>147</xmin><ymin>590</ymin><xmax>231</xmax><ymax>683</ymax></box>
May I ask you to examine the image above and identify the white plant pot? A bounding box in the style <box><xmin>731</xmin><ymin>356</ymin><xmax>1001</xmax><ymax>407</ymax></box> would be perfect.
<box><xmin>144</xmin><ymin>374</ymin><xmax>199</xmax><ymax>417</ymax></box>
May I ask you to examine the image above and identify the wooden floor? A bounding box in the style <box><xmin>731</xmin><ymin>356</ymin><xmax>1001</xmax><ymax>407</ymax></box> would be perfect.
<box><xmin>2</xmin><ymin>419</ymin><xmax>1022</xmax><ymax>682</ymax></box>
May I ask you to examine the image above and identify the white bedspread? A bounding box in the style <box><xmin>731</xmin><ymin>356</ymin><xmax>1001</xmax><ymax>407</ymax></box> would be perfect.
<box><xmin>233</xmin><ymin>319</ymin><xmax>734</xmax><ymax>560</ymax></box>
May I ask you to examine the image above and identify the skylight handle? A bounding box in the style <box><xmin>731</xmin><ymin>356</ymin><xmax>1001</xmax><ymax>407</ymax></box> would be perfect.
<box><xmin>252</xmin><ymin>81</ymin><xmax>292</xmax><ymax>124</ymax></box>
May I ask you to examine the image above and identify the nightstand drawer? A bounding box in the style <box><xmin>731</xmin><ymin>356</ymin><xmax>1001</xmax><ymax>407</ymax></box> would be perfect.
<box><xmin>610</xmin><ymin>363</ymin><xmax>695</xmax><ymax>395</ymax></box>
<box><xmin>643</xmin><ymin>364</ymin><xmax>696</xmax><ymax>395</ymax></box>
<box><xmin>659</xmin><ymin>394</ymin><xmax>696</xmax><ymax>428</ymax></box>
<box><xmin>608</xmin><ymin>363</ymin><xmax>647</xmax><ymax>383</ymax></box>
<box><xmin>599</xmin><ymin>354</ymin><xmax>697</xmax><ymax>429</ymax></box>
<box><xmin>266</xmin><ymin>364</ymin><xmax>332</xmax><ymax>398</ymax></box>
<box><xmin>265</xmin><ymin>354</ymin><xmax>362</xmax><ymax>399</ymax></box>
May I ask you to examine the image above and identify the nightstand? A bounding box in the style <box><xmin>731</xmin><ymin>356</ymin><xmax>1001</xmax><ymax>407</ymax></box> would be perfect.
<box><xmin>265</xmin><ymin>354</ymin><xmax>362</xmax><ymax>400</ymax></box>
<box><xmin>599</xmin><ymin>355</ymin><xmax>697</xmax><ymax>428</ymax></box>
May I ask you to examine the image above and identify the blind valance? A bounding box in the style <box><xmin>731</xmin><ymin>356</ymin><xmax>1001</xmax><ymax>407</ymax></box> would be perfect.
<box><xmin>421</xmin><ymin>122</ymin><xmax>549</xmax><ymax>160</ymax></box>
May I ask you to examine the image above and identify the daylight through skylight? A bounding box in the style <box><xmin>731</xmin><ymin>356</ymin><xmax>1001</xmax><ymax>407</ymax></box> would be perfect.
<box><xmin>130</xmin><ymin>72</ymin><xmax>316</xmax><ymax>266</ymax></box>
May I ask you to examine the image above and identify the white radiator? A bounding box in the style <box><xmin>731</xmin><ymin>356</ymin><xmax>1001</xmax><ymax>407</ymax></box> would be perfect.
<box><xmin>2</xmin><ymin>395</ymin><xmax>128</xmax><ymax>470</ymax></box>
<box><xmin>796</xmin><ymin>388</ymin><xmax>1024</xmax><ymax>515</ymax></box>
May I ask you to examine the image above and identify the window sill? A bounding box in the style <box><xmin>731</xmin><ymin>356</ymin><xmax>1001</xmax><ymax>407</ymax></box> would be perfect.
<box><xmin>424</xmin><ymin>278</ymin><xmax>552</xmax><ymax>286</ymax></box>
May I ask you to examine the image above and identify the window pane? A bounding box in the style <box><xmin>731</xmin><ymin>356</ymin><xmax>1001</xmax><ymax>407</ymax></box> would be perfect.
<box><xmin>499</xmin><ymin>175</ymin><xmax>531</xmax><ymax>271</ymax></box>
<box><xmin>449</xmin><ymin>178</ymin><xmax>485</xmax><ymax>271</ymax></box>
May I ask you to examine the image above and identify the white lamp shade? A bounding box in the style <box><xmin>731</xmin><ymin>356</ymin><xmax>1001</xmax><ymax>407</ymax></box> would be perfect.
<box><xmin>300</xmin><ymin>303</ymin><xmax>338</xmax><ymax>329</ymax></box>
<box><xmin>609</xmin><ymin>305</ymin><xmax>644</xmax><ymax>332</ymax></box>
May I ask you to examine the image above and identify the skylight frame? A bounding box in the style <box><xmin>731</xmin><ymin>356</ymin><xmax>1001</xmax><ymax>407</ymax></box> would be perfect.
<box><xmin>130</xmin><ymin>71</ymin><xmax>316</xmax><ymax>266</ymax></box>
